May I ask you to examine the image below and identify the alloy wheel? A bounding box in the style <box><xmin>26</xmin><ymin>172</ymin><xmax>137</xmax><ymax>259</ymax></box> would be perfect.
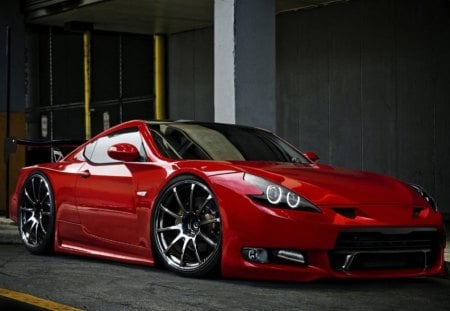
<box><xmin>19</xmin><ymin>172</ymin><xmax>55</xmax><ymax>254</ymax></box>
<box><xmin>152</xmin><ymin>176</ymin><xmax>221</xmax><ymax>276</ymax></box>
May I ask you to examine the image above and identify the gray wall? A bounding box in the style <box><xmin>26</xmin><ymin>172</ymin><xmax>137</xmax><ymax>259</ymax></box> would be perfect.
<box><xmin>277</xmin><ymin>0</ymin><xmax>450</xmax><ymax>215</ymax></box>
<box><xmin>0</xmin><ymin>0</ymin><xmax>25</xmax><ymax>113</ymax></box>
<box><xmin>168</xmin><ymin>28</ymin><xmax>214</xmax><ymax>121</ymax></box>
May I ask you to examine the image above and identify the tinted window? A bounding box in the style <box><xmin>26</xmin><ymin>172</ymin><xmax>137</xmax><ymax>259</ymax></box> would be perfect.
<box><xmin>84</xmin><ymin>127</ymin><xmax>146</xmax><ymax>164</ymax></box>
<box><xmin>148</xmin><ymin>123</ymin><xmax>309</xmax><ymax>163</ymax></box>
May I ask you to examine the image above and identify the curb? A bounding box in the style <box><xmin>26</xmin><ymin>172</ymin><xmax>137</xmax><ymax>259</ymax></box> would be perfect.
<box><xmin>0</xmin><ymin>217</ymin><xmax>21</xmax><ymax>244</ymax></box>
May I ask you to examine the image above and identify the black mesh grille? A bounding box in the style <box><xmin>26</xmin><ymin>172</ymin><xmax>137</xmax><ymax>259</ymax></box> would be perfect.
<box><xmin>329</xmin><ymin>228</ymin><xmax>441</xmax><ymax>271</ymax></box>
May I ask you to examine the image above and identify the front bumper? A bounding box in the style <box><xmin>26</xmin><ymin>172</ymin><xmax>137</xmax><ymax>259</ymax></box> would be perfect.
<box><xmin>209</xmin><ymin>174</ymin><xmax>447</xmax><ymax>282</ymax></box>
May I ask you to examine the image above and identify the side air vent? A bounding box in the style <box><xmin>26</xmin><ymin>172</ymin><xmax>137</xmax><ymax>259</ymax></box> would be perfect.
<box><xmin>412</xmin><ymin>207</ymin><xmax>423</xmax><ymax>218</ymax></box>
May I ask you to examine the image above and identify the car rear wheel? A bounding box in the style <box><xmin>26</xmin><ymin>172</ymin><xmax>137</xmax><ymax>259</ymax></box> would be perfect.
<box><xmin>151</xmin><ymin>175</ymin><xmax>222</xmax><ymax>277</ymax></box>
<box><xmin>18</xmin><ymin>172</ymin><xmax>55</xmax><ymax>254</ymax></box>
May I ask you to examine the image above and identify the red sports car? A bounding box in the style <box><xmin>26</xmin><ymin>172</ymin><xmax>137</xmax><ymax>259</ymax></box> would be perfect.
<box><xmin>9</xmin><ymin>120</ymin><xmax>447</xmax><ymax>281</ymax></box>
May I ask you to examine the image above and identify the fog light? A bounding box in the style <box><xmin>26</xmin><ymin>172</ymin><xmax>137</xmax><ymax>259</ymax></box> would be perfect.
<box><xmin>276</xmin><ymin>250</ymin><xmax>306</xmax><ymax>264</ymax></box>
<box><xmin>242</xmin><ymin>247</ymin><xmax>269</xmax><ymax>263</ymax></box>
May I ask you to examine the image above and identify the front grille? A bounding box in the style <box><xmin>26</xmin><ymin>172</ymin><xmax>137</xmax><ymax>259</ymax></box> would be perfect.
<box><xmin>329</xmin><ymin>228</ymin><xmax>441</xmax><ymax>272</ymax></box>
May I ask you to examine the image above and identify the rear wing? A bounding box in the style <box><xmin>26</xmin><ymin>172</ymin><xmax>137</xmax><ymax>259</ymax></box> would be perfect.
<box><xmin>4</xmin><ymin>137</ymin><xmax>85</xmax><ymax>163</ymax></box>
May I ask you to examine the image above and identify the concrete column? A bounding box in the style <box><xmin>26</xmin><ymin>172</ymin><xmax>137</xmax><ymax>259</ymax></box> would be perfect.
<box><xmin>214</xmin><ymin>0</ymin><xmax>276</xmax><ymax>131</ymax></box>
<box><xmin>214</xmin><ymin>0</ymin><xmax>236</xmax><ymax>124</ymax></box>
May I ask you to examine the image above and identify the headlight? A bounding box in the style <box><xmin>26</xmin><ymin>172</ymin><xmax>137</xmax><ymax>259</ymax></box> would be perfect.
<box><xmin>243</xmin><ymin>173</ymin><xmax>321</xmax><ymax>212</ymax></box>
<box><xmin>409</xmin><ymin>184</ymin><xmax>438</xmax><ymax>212</ymax></box>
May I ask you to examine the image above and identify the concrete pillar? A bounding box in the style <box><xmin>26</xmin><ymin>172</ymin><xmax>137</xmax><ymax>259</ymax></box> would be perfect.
<box><xmin>214</xmin><ymin>0</ymin><xmax>276</xmax><ymax>131</ymax></box>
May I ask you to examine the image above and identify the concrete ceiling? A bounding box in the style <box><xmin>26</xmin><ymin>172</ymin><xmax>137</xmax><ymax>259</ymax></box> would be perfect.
<box><xmin>23</xmin><ymin>0</ymin><xmax>347</xmax><ymax>35</ymax></box>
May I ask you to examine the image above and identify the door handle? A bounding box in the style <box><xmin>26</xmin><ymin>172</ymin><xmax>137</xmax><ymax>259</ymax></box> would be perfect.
<box><xmin>79</xmin><ymin>170</ymin><xmax>91</xmax><ymax>178</ymax></box>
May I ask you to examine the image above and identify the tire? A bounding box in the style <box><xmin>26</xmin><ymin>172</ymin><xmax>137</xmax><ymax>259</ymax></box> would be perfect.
<box><xmin>151</xmin><ymin>175</ymin><xmax>222</xmax><ymax>277</ymax></box>
<box><xmin>18</xmin><ymin>172</ymin><xmax>55</xmax><ymax>254</ymax></box>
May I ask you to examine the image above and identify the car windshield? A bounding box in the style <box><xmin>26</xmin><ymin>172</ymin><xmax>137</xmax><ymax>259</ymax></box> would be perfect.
<box><xmin>147</xmin><ymin>123</ymin><xmax>309</xmax><ymax>163</ymax></box>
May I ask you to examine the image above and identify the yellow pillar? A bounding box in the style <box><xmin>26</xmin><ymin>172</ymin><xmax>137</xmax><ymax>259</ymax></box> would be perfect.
<box><xmin>83</xmin><ymin>31</ymin><xmax>91</xmax><ymax>139</ymax></box>
<box><xmin>154</xmin><ymin>35</ymin><xmax>166</xmax><ymax>120</ymax></box>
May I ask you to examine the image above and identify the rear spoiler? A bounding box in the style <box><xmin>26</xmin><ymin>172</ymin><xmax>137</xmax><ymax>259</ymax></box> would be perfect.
<box><xmin>4</xmin><ymin>137</ymin><xmax>85</xmax><ymax>163</ymax></box>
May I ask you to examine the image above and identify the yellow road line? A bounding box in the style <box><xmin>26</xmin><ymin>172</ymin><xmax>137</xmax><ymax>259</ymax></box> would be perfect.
<box><xmin>0</xmin><ymin>288</ymin><xmax>82</xmax><ymax>311</ymax></box>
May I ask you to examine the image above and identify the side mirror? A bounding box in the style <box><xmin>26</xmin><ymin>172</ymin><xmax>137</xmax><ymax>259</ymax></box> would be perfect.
<box><xmin>107</xmin><ymin>143</ymin><xmax>140</xmax><ymax>162</ymax></box>
<box><xmin>304</xmin><ymin>151</ymin><xmax>319</xmax><ymax>163</ymax></box>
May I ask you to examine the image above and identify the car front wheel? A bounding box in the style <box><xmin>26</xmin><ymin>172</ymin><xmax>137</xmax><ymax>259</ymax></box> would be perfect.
<box><xmin>151</xmin><ymin>175</ymin><xmax>222</xmax><ymax>277</ymax></box>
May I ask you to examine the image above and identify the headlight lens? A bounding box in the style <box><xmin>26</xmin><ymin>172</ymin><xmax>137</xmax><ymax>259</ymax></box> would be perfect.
<box><xmin>286</xmin><ymin>192</ymin><xmax>301</xmax><ymax>208</ymax></box>
<box><xmin>266</xmin><ymin>185</ymin><xmax>283</xmax><ymax>204</ymax></box>
<box><xmin>409</xmin><ymin>184</ymin><xmax>438</xmax><ymax>212</ymax></box>
<box><xmin>243</xmin><ymin>173</ymin><xmax>320</xmax><ymax>212</ymax></box>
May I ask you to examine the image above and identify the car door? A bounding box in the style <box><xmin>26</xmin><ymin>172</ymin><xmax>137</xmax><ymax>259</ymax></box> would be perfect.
<box><xmin>75</xmin><ymin>127</ymin><xmax>147</xmax><ymax>246</ymax></box>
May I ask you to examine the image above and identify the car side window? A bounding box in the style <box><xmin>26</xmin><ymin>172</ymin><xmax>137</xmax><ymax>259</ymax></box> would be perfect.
<box><xmin>83</xmin><ymin>127</ymin><xmax>147</xmax><ymax>164</ymax></box>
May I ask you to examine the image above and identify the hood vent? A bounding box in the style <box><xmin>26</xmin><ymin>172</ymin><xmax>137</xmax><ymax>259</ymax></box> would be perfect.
<box><xmin>333</xmin><ymin>208</ymin><xmax>356</xmax><ymax>219</ymax></box>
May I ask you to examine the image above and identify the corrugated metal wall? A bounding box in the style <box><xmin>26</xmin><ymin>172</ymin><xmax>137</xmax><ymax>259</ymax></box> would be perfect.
<box><xmin>277</xmin><ymin>0</ymin><xmax>450</xmax><ymax>216</ymax></box>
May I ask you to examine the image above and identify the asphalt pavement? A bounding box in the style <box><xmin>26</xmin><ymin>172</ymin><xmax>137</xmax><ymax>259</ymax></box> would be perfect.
<box><xmin>1</xmin><ymin>215</ymin><xmax>450</xmax><ymax>310</ymax></box>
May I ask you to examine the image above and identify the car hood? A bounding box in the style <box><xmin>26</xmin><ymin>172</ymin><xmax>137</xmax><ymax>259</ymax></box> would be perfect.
<box><xmin>231</xmin><ymin>161</ymin><xmax>415</xmax><ymax>206</ymax></box>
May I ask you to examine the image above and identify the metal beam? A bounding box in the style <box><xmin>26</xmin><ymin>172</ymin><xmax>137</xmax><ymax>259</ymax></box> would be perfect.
<box><xmin>83</xmin><ymin>31</ymin><xmax>91</xmax><ymax>139</ymax></box>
